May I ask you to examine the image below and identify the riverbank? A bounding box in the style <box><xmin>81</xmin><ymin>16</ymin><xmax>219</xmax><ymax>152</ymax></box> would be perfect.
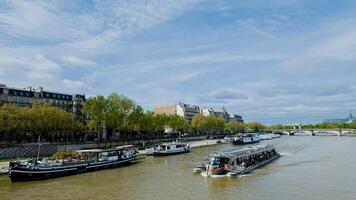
<box><xmin>0</xmin><ymin>136</ymin><xmax>215</xmax><ymax>159</ymax></box>
<box><xmin>0</xmin><ymin>139</ymin><xmax>225</xmax><ymax>175</ymax></box>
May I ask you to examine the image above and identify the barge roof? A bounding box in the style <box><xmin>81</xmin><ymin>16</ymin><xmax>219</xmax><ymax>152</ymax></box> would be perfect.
<box><xmin>211</xmin><ymin>145</ymin><xmax>275</xmax><ymax>158</ymax></box>
<box><xmin>76</xmin><ymin>145</ymin><xmax>135</xmax><ymax>153</ymax></box>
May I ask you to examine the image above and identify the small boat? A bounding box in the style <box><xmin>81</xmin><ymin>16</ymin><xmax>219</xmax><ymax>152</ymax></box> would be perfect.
<box><xmin>193</xmin><ymin>166</ymin><xmax>205</xmax><ymax>173</ymax></box>
<box><xmin>144</xmin><ymin>147</ymin><xmax>155</xmax><ymax>156</ymax></box>
<box><xmin>144</xmin><ymin>143</ymin><xmax>160</xmax><ymax>156</ymax></box>
<box><xmin>259</xmin><ymin>133</ymin><xmax>281</xmax><ymax>140</ymax></box>
<box><xmin>153</xmin><ymin>142</ymin><xmax>191</xmax><ymax>157</ymax></box>
<box><xmin>232</xmin><ymin>133</ymin><xmax>260</xmax><ymax>145</ymax></box>
<box><xmin>9</xmin><ymin>145</ymin><xmax>137</xmax><ymax>182</ymax></box>
<box><xmin>195</xmin><ymin>144</ymin><xmax>280</xmax><ymax>177</ymax></box>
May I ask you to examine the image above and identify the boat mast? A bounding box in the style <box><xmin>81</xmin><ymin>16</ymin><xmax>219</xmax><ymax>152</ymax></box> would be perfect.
<box><xmin>36</xmin><ymin>134</ymin><xmax>41</xmax><ymax>163</ymax></box>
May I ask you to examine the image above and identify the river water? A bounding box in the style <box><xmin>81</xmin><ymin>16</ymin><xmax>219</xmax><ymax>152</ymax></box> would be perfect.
<box><xmin>1</xmin><ymin>136</ymin><xmax>356</xmax><ymax>200</ymax></box>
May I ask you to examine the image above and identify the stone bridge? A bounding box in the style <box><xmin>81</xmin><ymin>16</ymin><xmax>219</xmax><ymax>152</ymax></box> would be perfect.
<box><xmin>274</xmin><ymin>129</ymin><xmax>356</xmax><ymax>136</ymax></box>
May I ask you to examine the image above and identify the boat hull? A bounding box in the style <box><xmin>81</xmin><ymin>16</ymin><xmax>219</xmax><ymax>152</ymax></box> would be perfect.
<box><xmin>232</xmin><ymin>140</ymin><xmax>259</xmax><ymax>145</ymax></box>
<box><xmin>153</xmin><ymin>149</ymin><xmax>191</xmax><ymax>157</ymax></box>
<box><xmin>9</xmin><ymin>157</ymin><xmax>135</xmax><ymax>182</ymax></box>
<box><xmin>206</xmin><ymin>167</ymin><xmax>226</xmax><ymax>176</ymax></box>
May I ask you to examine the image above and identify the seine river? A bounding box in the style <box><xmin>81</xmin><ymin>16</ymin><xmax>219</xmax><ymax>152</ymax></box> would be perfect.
<box><xmin>1</xmin><ymin>136</ymin><xmax>356</xmax><ymax>200</ymax></box>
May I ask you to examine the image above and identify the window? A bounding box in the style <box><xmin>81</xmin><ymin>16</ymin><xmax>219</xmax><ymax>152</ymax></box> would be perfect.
<box><xmin>2</xmin><ymin>96</ymin><xmax>8</xmax><ymax>102</ymax></box>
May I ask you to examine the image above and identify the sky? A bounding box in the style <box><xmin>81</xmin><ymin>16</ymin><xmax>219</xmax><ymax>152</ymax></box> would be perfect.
<box><xmin>1</xmin><ymin>0</ymin><xmax>356</xmax><ymax>124</ymax></box>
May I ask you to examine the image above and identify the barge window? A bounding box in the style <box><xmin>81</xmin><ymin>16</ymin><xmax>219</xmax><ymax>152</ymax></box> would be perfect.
<box><xmin>98</xmin><ymin>152</ymin><xmax>109</xmax><ymax>162</ymax></box>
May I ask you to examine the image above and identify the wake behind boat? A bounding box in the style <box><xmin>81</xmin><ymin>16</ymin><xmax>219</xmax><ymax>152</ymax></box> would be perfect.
<box><xmin>194</xmin><ymin>144</ymin><xmax>280</xmax><ymax>177</ymax></box>
<box><xmin>153</xmin><ymin>142</ymin><xmax>191</xmax><ymax>156</ymax></box>
<box><xmin>9</xmin><ymin>145</ymin><xmax>137</xmax><ymax>182</ymax></box>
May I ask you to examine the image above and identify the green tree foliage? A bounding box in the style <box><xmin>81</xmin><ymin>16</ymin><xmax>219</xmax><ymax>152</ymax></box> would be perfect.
<box><xmin>267</xmin><ymin>124</ymin><xmax>284</xmax><ymax>130</ymax></box>
<box><xmin>0</xmin><ymin>104</ymin><xmax>80</xmax><ymax>142</ymax></box>
<box><xmin>225</xmin><ymin>121</ymin><xmax>246</xmax><ymax>133</ymax></box>
<box><xmin>191</xmin><ymin>114</ymin><xmax>225</xmax><ymax>134</ymax></box>
<box><xmin>83</xmin><ymin>93</ymin><xmax>147</xmax><ymax>141</ymax></box>
<box><xmin>347</xmin><ymin>122</ymin><xmax>356</xmax><ymax>129</ymax></box>
<box><xmin>246</xmin><ymin>122</ymin><xmax>265</xmax><ymax>132</ymax></box>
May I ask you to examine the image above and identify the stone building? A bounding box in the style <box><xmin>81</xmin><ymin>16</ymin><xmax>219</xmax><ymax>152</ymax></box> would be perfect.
<box><xmin>153</xmin><ymin>102</ymin><xmax>200</xmax><ymax>121</ymax></box>
<box><xmin>201</xmin><ymin>107</ymin><xmax>244</xmax><ymax>123</ymax></box>
<box><xmin>0</xmin><ymin>84</ymin><xmax>85</xmax><ymax>119</ymax></box>
<box><xmin>154</xmin><ymin>102</ymin><xmax>243</xmax><ymax>122</ymax></box>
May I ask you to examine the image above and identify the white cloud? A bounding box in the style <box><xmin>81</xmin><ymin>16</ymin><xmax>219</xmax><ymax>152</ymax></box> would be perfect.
<box><xmin>279</xmin><ymin>18</ymin><xmax>356</xmax><ymax>75</ymax></box>
<box><xmin>62</xmin><ymin>79</ymin><xmax>85</xmax><ymax>89</ymax></box>
<box><xmin>0</xmin><ymin>1</ymin><xmax>90</xmax><ymax>41</ymax></box>
<box><xmin>0</xmin><ymin>54</ymin><xmax>60</xmax><ymax>81</ymax></box>
<box><xmin>209</xmin><ymin>89</ymin><xmax>248</xmax><ymax>100</ymax></box>
<box><xmin>0</xmin><ymin>0</ymin><xmax>200</xmax><ymax>51</ymax></box>
<box><xmin>62</xmin><ymin>55</ymin><xmax>96</xmax><ymax>66</ymax></box>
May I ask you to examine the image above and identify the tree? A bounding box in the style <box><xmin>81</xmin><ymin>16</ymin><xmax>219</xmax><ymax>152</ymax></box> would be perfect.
<box><xmin>346</xmin><ymin>122</ymin><xmax>356</xmax><ymax>129</ymax></box>
<box><xmin>127</xmin><ymin>106</ymin><xmax>144</xmax><ymax>132</ymax></box>
<box><xmin>246</xmin><ymin>122</ymin><xmax>265</xmax><ymax>132</ymax></box>
<box><xmin>26</xmin><ymin>104</ymin><xmax>78</xmax><ymax>142</ymax></box>
<box><xmin>191</xmin><ymin>114</ymin><xmax>225</xmax><ymax>135</ymax></box>
<box><xmin>206</xmin><ymin>116</ymin><xmax>225</xmax><ymax>133</ymax></box>
<box><xmin>83</xmin><ymin>93</ymin><xmax>142</xmax><ymax>141</ymax></box>
<box><xmin>83</xmin><ymin>95</ymin><xmax>108</xmax><ymax>141</ymax></box>
<box><xmin>191</xmin><ymin>114</ymin><xmax>206</xmax><ymax>134</ymax></box>
<box><xmin>167</xmin><ymin>115</ymin><xmax>187</xmax><ymax>133</ymax></box>
<box><xmin>268</xmin><ymin>124</ymin><xmax>284</xmax><ymax>130</ymax></box>
<box><xmin>225</xmin><ymin>121</ymin><xmax>246</xmax><ymax>134</ymax></box>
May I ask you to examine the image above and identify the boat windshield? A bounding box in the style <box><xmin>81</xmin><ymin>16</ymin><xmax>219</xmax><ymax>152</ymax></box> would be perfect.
<box><xmin>209</xmin><ymin>156</ymin><xmax>220</xmax><ymax>165</ymax></box>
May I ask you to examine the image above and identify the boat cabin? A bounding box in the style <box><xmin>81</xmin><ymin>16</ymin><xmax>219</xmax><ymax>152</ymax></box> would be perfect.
<box><xmin>156</xmin><ymin>143</ymin><xmax>188</xmax><ymax>151</ymax></box>
<box><xmin>205</xmin><ymin>145</ymin><xmax>278</xmax><ymax>175</ymax></box>
<box><xmin>76</xmin><ymin>145</ymin><xmax>136</xmax><ymax>163</ymax></box>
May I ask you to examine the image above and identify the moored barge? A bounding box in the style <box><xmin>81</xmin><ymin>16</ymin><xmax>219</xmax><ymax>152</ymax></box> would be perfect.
<box><xmin>153</xmin><ymin>142</ymin><xmax>191</xmax><ymax>156</ymax></box>
<box><xmin>9</xmin><ymin>145</ymin><xmax>137</xmax><ymax>182</ymax></box>
<box><xmin>232</xmin><ymin>133</ymin><xmax>260</xmax><ymax>145</ymax></box>
<box><xmin>195</xmin><ymin>145</ymin><xmax>280</xmax><ymax>177</ymax></box>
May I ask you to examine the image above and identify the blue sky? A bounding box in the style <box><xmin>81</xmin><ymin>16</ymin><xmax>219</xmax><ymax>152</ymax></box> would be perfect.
<box><xmin>1</xmin><ymin>0</ymin><xmax>356</xmax><ymax>124</ymax></box>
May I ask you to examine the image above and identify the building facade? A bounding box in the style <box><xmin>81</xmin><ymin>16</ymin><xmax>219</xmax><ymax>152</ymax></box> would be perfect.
<box><xmin>153</xmin><ymin>102</ymin><xmax>200</xmax><ymax>121</ymax></box>
<box><xmin>153</xmin><ymin>104</ymin><xmax>177</xmax><ymax>116</ymax></box>
<box><xmin>154</xmin><ymin>102</ymin><xmax>243</xmax><ymax>122</ymax></box>
<box><xmin>176</xmin><ymin>103</ymin><xmax>200</xmax><ymax>121</ymax></box>
<box><xmin>201</xmin><ymin>107</ymin><xmax>244</xmax><ymax>123</ymax></box>
<box><xmin>229</xmin><ymin>114</ymin><xmax>244</xmax><ymax>123</ymax></box>
<box><xmin>0</xmin><ymin>84</ymin><xmax>85</xmax><ymax>118</ymax></box>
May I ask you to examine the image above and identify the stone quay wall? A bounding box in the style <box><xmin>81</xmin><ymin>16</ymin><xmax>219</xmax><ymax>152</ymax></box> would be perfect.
<box><xmin>0</xmin><ymin>136</ymin><xmax>209</xmax><ymax>159</ymax></box>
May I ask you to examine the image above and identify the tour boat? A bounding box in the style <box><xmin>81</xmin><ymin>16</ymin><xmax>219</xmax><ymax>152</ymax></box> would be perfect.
<box><xmin>195</xmin><ymin>144</ymin><xmax>280</xmax><ymax>176</ymax></box>
<box><xmin>153</xmin><ymin>142</ymin><xmax>191</xmax><ymax>156</ymax></box>
<box><xmin>232</xmin><ymin>133</ymin><xmax>260</xmax><ymax>145</ymax></box>
<box><xmin>9</xmin><ymin>145</ymin><xmax>137</xmax><ymax>182</ymax></box>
